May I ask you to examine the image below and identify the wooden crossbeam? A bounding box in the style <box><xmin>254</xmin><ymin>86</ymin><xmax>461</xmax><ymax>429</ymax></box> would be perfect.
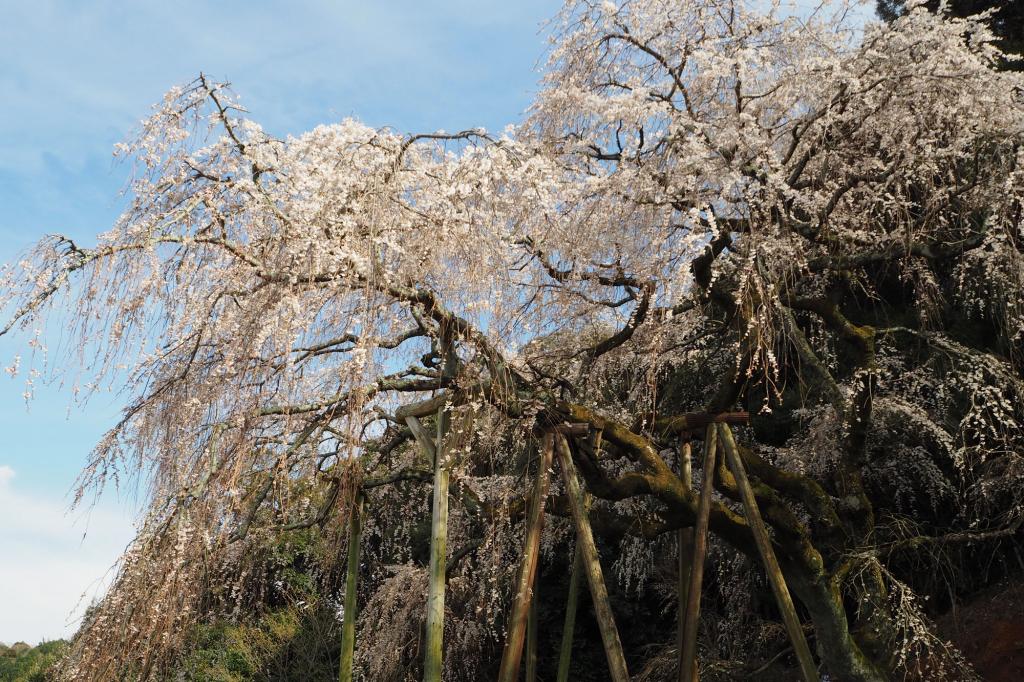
<box><xmin>657</xmin><ymin>411</ymin><xmax>751</xmax><ymax>437</ymax></box>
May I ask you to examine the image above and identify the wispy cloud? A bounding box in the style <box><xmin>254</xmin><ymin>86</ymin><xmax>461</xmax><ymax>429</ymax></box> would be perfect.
<box><xmin>0</xmin><ymin>465</ymin><xmax>135</xmax><ymax>645</ymax></box>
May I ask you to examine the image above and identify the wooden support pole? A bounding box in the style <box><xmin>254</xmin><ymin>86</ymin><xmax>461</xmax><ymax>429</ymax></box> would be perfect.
<box><xmin>680</xmin><ymin>424</ymin><xmax>718</xmax><ymax>682</ymax></box>
<box><xmin>676</xmin><ymin>441</ymin><xmax>698</xmax><ymax>682</ymax></box>
<box><xmin>423</xmin><ymin>341</ymin><xmax>456</xmax><ymax>682</ymax></box>
<box><xmin>554</xmin><ymin>434</ymin><xmax>630</xmax><ymax>682</ymax></box>
<box><xmin>405</xmin><ymin>415</ymin><xmax>437</xmax><ymax>462</ymax></box>
<box><xmin>498</xmin><ymin>434</ymin><xmax>555</xmax><ymax>682</ymax></box>
<box><xmin>717</xmin><ymin>423</ymin><xmax>818</xmax><ymax>682</ymax></box>
<box><xmin>526</xmin><ymin>591</ymin><xmax>539</xmax><ymax>682</ymax></box>
<box><xmin>554</xmin><ymin>422</ymin><xmax>590</xmax><ymax>437</ymax></box>
<box><xmin>422</xmin><ymin>401</ymin><xmax>450</xmax><ymax>682</ymax></box>
<box><xmin>555</xmin><ymin>543</ymin><xmax>583</xmax><ymax>682</ymax></box>
<box><xmin>339</xmin><ymin>493</ymin><xmax>364</xmax><ymax>682</ymax></box>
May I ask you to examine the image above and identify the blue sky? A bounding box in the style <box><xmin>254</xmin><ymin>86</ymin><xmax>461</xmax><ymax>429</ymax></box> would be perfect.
<box><xmin>0</xmin><ymin>0</ymin><xmax>551</xmax><ymax>644</ymax></box>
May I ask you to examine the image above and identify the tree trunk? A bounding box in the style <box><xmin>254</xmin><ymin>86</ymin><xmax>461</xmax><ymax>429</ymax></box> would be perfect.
<box><xmin>554</xmin><ymin>434</ymin><xmax>630</xmax><ymax>682</ymax></box>
<box><xmin>717</xmin><ymin>423</ymin><xmax>818</xmax><ymax>682</ymax></box>
<box><xmin>556</xmin><ymin>543</ymin><xmax>583</xmax><ymax>682</ymax></box>
<box><xmin>339</xmin><ymin>493</ymin><xmax>364</xmax><ymax>682</ymax></box>
<box><xmin>785</xmin><ymin>570</ymin><xmax>888</xmax><ymax>682</ymax></box>
<box><xmin>498</xmin><ymin>434</ymin><xmax>554</xmax><ymax>682</ymax></box>
<box><xmin>680</xmin><ymin>424</ymin><xmax>718</xmax><ymax>682</ymax></box>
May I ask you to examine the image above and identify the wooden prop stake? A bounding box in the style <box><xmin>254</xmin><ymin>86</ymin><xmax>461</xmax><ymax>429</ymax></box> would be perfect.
<box><xmin>717</xmin><ymin>423</ymin><xmax>818</xmax><ymax>682</ymax></box>
<box><xmin>555</xmin><ymin>542</ymin><xmax>583</xmax><ymax>682</ymax></box>
<box><xmin>405</xmin><ymin>415</ymin><xmax>437</xmax><ymax>462</ymax></box>
<box><xmin>526</xmin><ymin>591</ymin><xmax>539</xmax><ymax>682</ymax></box>
<box><xmin>680</xmin><ymin>424</ymin><xmax>718</xmax><ymax>682</ymax></box>
<box><xmin>676</xmin><ymin>441</ymin><xmax>699</xmax><ymax>682</ymax></box>
<box><xmin>498</xmin><ymin>434</ymin><xmax>555</xmax><ymax>682</ymax></box>
<box><xmin>553</xmin><ymin>434</ymin><xmax>630</xmax><ymax>682</ymax></box>
<box><xmin>423</xmin><ymin>344</ymin><xmax>456</xmax><ymax>682</ymax></box>
<box><xmin>339</xmin><ymin>493</ymin><xmax>364</xmax><ymax>682</ymax></box>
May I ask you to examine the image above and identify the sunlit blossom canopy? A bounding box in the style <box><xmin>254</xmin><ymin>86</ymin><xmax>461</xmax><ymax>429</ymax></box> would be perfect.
<box><xmin>1</xmin><ymin>1</ymin><xmax>1022</xmax><ymax>680</ymax></box>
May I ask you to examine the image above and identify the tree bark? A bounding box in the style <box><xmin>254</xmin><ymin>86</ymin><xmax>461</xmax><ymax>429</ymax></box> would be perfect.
<box><xmin>785</xmin><ymin>571</ymin><xmax>888</xmax><ymax>682</ymax></box>
<box><xmin>718</xmin><ymin>423</ymin><xmax>819</xmax><ymax>682</ymax></box>
<box><xmin>554</xmin><ymin>433</ymin><xmax>630</xmax><ymax>682</ymax></box>
<box><xmin>339</xmin><ymin>493</ymin><xmax>363</xmax><ymax>682</ymax></box>
<box><xmin>498</xmin><ymin>434</ymin><xmax>554</xmax><ymax>682</ymax></box>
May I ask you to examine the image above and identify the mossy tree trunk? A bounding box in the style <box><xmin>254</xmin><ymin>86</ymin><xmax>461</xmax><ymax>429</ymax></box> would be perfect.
<box><xmin>558</xmin><ymin>402</ymin><xmax>892</xmax><ymax>681</ymax></box>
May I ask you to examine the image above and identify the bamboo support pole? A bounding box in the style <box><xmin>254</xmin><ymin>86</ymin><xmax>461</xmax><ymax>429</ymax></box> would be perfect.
<box><xmin>676</xmin><ymin>441</ymin><xmax>698</xmax><ymax>682</ymax></box>
<box><xmin>555</xmin><ymin>543</ymin><xmax>583</xmax><ymax>682</ymax></box>
<box><xmin>680</xmin><ymin>424</ymin><xmax>718</xmax><ymax>682</ymax></box>
<box><xmin>422</xmin><ymin>400</ymin><xmax>450</xmax><ymax>682</ymax></box>
<box><xmin>717</xmin><ymin>423</ymin><xmax>818</xmax><ymax>682</ymax></box>
<box><xmin>498</xmin><ymin>434</ymin><xmax>555</xmax><ymax>682</ymax></box>
<box><xmin>526</xmin><ymin>592</ymin><xmax>539</xmax><ymax>682</ymax></box>
<box><xmin>423</xmin><ymin>344</ymin><xmax>456</xmax><ymax>682</ymax></box>
<box><xmin>554</xmin><ymin>434</ymin><xmax>630</xmax><ymax>682</ymax></box>
<box><xmin>339</xmin><ymin>493</ymin><xmax>364</xmax><ymax>682</ymax></box>
<box><xmin>405</xmin><ymin>415</ymin><xmax>437</xmax><ymax>462</ymax></box>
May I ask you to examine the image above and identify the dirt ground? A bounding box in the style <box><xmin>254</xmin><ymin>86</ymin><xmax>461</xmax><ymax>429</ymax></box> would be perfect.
<box><xmin>937</xmin><ymin>579</ymin><xmax>1024</xmax><ymax>682</ymax></box>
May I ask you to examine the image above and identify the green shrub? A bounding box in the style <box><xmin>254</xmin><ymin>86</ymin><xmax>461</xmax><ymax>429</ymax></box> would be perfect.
<box><xmin>0</xmin><ymin>640</ymin><xmax>67</xmax><ymax>682</ymax></box>
<box><xmin>174</xmin><ymin>603</ymin><xmax>341</xmax><ymax>681</ymax></box>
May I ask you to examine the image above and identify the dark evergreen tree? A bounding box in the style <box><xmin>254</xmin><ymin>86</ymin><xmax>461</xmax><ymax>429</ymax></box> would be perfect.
<box><xmin>877</xmin><ymin>0</ymin><xmax>1023</xmax><ymax>70</ymax></box>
